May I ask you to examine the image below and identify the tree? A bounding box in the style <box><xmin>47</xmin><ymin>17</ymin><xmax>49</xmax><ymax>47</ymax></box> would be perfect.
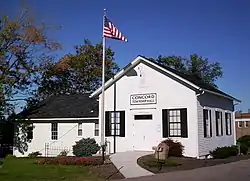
<box><xmin>36</xmin><ymin>39</ymin><xmax>119</xmax><ymax>100</ymax></box>
<box><xmin>149</xmin><ymin>54</ymin><xmax>223</xmax><ymax>88</ymax></box>
<box><xmin>0</xmin><ymin>8</ymin><xmax>61</xmax><ymax>114</ymax></box>
<box><xmin>0</xmin><ymin>7</ymin><xmax>61</xmax><ymax>154</ymax></box>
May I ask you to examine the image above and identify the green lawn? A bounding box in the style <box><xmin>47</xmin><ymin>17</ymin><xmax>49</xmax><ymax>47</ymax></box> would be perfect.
<box><xmin>0</xmin><ymin>157</ymin><xmax>103</xmax><ymax>181</ymax></box>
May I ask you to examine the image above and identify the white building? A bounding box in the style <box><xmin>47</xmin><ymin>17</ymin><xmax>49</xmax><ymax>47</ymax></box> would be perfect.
<box><xmin>14</xmin><ymin>56</ymin><xmax>240</xmax><ymax>158</ymax></box>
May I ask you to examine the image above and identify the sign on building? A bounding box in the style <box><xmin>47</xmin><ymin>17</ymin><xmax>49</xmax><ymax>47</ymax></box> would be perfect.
<box><xmin>130</xmin><ymin>93</ymin><xmax>157</xmax><ymax>105</ymax></box>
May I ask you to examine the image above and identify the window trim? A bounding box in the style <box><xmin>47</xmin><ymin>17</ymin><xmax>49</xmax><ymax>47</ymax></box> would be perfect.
<box><xmin>225</xmin><ymin>112</ymin><xmax>232</xmax><ymax>136</ymax></box>
<box><xmin>168</xmin><ymin>109</ymin><xmax>182</xmax><ymax>137</ymax></box>
<box><xmin>215</xmin><ymin>111</ymin><xmax>223</xmax><ymax>136</ymax></box>
<box><xmin>203</xmin><ymin>109</ymin><xmax>212</xmax><ymax>138</ymax></box>
<box><xmin>77</xmin><ymin>123</ymin><xmax>83</xmax><ymax>137</ymax></box>
<box><xmin>51</xmin><ymin>122</ymin><xmax>58</xmax><ymax>140</ymax></box>
<box><xmin>238</xmin><ymin>121</ymin><xmax>243</xmax><ymax>128</ymax></box>
<box><xmin>245</xmin><ymin>121</ymin><xmax>249</xmax><ymax>128</ymax></box>
<box><xmin>94</xmin><ymin>123</ymin><xmax>99</xmax><ymax>136</ymax></box>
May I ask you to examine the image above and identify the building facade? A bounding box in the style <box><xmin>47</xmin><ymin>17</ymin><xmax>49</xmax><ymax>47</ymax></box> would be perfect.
<box><xmin>14</xmin><ymin>56</ymin><xmax>240</xmax><ymax>158</ymax></box>
<box><xmin>235</xmin><ymin>112</ymin><xmax>250</xmax><ymax>139</ymax></box>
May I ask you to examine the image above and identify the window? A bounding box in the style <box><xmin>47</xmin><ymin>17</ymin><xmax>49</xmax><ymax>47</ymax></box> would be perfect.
<box><xmin>238</xmin><ymin>121</ymin><xmax>243</xmax><ymax>128</ymax></box>
<box><xmin>51</xmin><ymin>123</ymin><xmax>58</xmax><ymax>140</ymax></box>
<box><xmin>215</xmin><ymin>111</ymin><xmax>223</xmax><ymax>136</ymax></box>
<box><xmin>111</xmin><ymin>112</ymin><xmax>120</xmax><ymax>136</ymax></box>
<box><xmin>105</xmin><ymin>111</ymin><xmax>125</xmax><ymax>137</ymax></box>
<box><xmin>225</xmin><ymin>112</ymin><xmax>232</xmax><ymax>135</ymax></box>
<box><xmin>94</xmin><ymin>123</ymin><xmax>99</xmax><ymax>136</ymax></box>
<box><xmin>203</xmin><ymin>109</ymin><xmax>212</xmax><ymax>138</ymax></box>
<box><xmin>169</xmin><ymin>110</ymin><xmax>182</xmax><ymax>137</ymax></box>
<box><xmin>245</xmin><ymin>121</ymin><xmax>249</xmax><ymax>128</ymax></box>
<box><xmin>134</xmin><ymin>114</ymin><xmax>152</xmax><ymax>120</ymax></box>
<box><xmin>162</xmin><ymin>108</ymin><xmax>188</xmax><ymax>138</ymax></box>
<box><xmin>78</xmin><ymin>123</ymin><xmax>83</xmax><ymax>136</ymax></box>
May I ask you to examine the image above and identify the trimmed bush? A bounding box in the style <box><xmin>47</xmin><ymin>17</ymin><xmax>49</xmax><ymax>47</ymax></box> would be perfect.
<box><xmin>240</xmin><ymin>144</ymin><xmax>249</xmax><ymax>155</ymax></box>
<box><xmin>72</xmin><ymin>138</ymin><xmax>100</xmax><ymax>157</ymax></box>
<box><xmin>161</xmin><ymin>139</ymin><xmax>184</xmax><ymax>157</ymax></box>
<box><xmin>210</xmin><ymin>146</ymin><xmax>238</xmax><ymax>159</ymax></box>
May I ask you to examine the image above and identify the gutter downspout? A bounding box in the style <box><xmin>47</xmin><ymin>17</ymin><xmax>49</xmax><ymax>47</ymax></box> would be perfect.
<box><xmin>196</xmin><ymin>89</ymin><xmax>205</xmax><ymax>159</ymax></box>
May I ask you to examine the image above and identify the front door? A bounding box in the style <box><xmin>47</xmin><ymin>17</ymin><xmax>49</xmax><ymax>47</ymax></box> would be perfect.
<box><xmin>132</xmin><ymin>114</ymin><xmax>154</xmax><ymax>151</ymax></box>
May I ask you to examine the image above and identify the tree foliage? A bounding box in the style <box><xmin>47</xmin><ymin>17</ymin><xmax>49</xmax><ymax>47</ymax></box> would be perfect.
<box><xmin>0</xmin><ymin>9</ymin><xmax>61</xmax><ymax>114</ymax></box>
<box><xmin>149</xmin><ymin>54</ymin><xmax>223</xmax><ymax>88</ymax></box>
<box><xmin>36</xmin><ymin>39</ymin><xmax>119</xmax><ymax>100</ymax></box>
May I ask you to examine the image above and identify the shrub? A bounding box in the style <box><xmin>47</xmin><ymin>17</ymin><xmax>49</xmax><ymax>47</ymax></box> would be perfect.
<box><xmin>237</xmin><ymin>135</ymin><xmax>250</xmax><ymax>148</ymax></box>
<box><xmin>36</xmin><ymin>156</ymin><xmax>102</xmax><ymax>166</ymax></box>
<box><xmin>57</xmin><ymin>150</ymin><xmax>69</xmax><ymax>157</ymax></box>
<box><xmin>72</xmin><ymin>138</ymin><xmax>100</xmax><ymax>157</ymax></box>
<box><xmin>161</xmin><ymin>139</ymin><xmax>184</xmax><ymax>157</ymax></box>
<box><xmin>210</xmin><ymin>145</ymin><xmax>238</xmax><ymax>159</ymax></box>
<box><xmin>240</xmin><ymin>144</ymin><xmax>249</xmax><ymax>155</ymax></box>
<box><xmin>5</xmin><ymin>154</ymin><xmax>16</xmax><ymax>159</ymax></box>
<box><xmin>28</xmin><ymin>151</ymin><xmax>42</xmax><ymax>158</ymax></box>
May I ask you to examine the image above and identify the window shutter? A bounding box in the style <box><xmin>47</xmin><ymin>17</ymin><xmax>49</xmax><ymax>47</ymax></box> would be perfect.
<box><xmin>119</xmin><ymin>111</ymin><xmax>125</xmax><ymax>137</ymax></box>
<box><xmin>209</xmin><ymin>110</ymin><xmax>212</xmax><ymax>137</ymax></box>
<box><xmin>105</xmin><ymin>111</ymin><xmax>111</xmax><ymax>136</ymax></box>
<box><xmin>203</xmin><ymin>109</ymin><xmax>207</xmax><ymax>137</ymax></box>
<box><xmin>162</xmin><ymin>109</ymin><xmax>169</xmax><ymax>138</ymax></box>
<box><xmin>215</xmin><ymin>112</ymin><xmax>219</xmax><ymax>136</ymax></box>
<box><xmin>229</xmin><ymin>114</ymin><xmax>232</xmax><ymax>135</ymax></box>
<box><xmin>180</xmin><ymin>108</ymin><xmax>188</xmax><ymax>138</ymax></box>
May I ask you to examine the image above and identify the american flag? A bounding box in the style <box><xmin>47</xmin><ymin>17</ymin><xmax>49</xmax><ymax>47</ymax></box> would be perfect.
<box><xmin>103</xmin><ymin>16</ymin><xmax>128</xmax><ymax>42</ymax></box>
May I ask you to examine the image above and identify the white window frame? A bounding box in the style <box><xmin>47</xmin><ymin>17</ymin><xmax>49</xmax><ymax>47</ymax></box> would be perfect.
<box><xmin>215</xmin><ymin>110</ymin><xmax>223</xmax><ymax>136</ymax></box>
<box><xmin>225</xmin><ymin>112</ymin><xmax>232</xmax><ymax>135</ymax></box>
<box><xmin>203</xmin><ymin>109</ymin><xmax>212</xmax><ymax>138</ymax></box>
<box><xmin>245</xmin><ymin>121</ymin><xmax>249</xmax><ymax>128</ymax></box>
<box><xmin>169</xmin><ymin>109</ymin><xmax>182</xmax><ymax>137</ymax></box>
<box><xmin>238</xmin><ymin>121</ymin><xmax>243</xmax><ymax>128</ymax></box>
<box><xmin>111</xmin><ymin>112</ymin><xmax>120</xmax><ymax>136</ymax></box>
<box><xmin>51</xmin><ymin>123</ymin><xmax>58</xmax><ymax>140</ymax></box>
<box><xmin>77</xmin><ymin>123</ymin><xmax>83</xmax><ymax>136</ymax></box>
<box><xmin>94</xmin><ymin>123</ymin><xmax>99</xmax><ymax>136</ymax></box>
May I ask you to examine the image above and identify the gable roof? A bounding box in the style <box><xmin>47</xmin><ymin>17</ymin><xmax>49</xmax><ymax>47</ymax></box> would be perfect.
<box><xmin>90</xmin><ymin>56</ymin><xmax>241</xmax><ymax>103</ymax></box>
<box><xmin>18</xmin><ymin>94</ymin><xmax>99</xmax><ymax>119</ymax></box>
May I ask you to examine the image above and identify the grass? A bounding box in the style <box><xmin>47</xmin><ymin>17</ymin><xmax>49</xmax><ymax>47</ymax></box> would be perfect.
<box><xmin>0</xmin><ymin>156</ymin><xmax>104</xmax><ymax>181</ymax></box>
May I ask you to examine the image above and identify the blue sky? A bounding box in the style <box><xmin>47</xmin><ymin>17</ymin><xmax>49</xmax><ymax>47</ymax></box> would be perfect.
<box><xmin>2</xmin><ymin>0</ymin><xmax>250</xmax><ymax>112</ymax></box>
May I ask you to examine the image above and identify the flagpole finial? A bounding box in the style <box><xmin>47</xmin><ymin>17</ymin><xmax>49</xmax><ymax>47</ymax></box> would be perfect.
<box><xmin>104</xmin><ymin>9</ymin><xmax>107</xmax><ymax>16</ymax></box>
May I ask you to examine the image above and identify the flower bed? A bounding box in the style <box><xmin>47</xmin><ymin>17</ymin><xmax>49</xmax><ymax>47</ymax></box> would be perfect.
<box><xmin>36</xmin><ymin>156</ymin><xmax>103</xmax><ymax>166</ymax></box>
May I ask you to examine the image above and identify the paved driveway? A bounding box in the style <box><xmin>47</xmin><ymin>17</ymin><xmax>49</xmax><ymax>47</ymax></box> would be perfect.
<box><xmin>118</xmin><ymin>158</ymin><xmax>250</xmax><ymax>181</ymax></box>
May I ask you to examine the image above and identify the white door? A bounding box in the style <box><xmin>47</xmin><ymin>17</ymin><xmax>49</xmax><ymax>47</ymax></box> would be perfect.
<box><xmin>132</xmin><ymin>114</ymin><xmax>154</xmax><ymax>151</ymax></box>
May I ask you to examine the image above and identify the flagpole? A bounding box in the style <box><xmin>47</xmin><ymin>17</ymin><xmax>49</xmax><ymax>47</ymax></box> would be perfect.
<box><xmin>100</xmin><ymin>8</ymin><xmax>107</xmax><ymax>163</ymax></box>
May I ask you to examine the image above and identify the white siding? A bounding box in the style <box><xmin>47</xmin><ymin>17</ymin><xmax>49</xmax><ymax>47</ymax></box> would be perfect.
<box><xmin>197</xmin><ymin>93</ymin><xmax>235</xmax><ymax>158</ymax></box>
<box><xmin>13</xmin><ymin>122</ymin><xmax>98</xmax><ymax>157</ymax></box>
<box><xmin>99</xmin><ymin>62</ymin><xmax>199</xmax><ymax>157</ymax></box>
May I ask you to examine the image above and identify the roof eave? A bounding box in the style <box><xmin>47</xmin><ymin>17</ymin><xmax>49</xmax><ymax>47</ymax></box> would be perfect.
<box><xmin>202</xmin><ymin>89</ymin><xmax>241</xmax><ymax>103</ymax></box>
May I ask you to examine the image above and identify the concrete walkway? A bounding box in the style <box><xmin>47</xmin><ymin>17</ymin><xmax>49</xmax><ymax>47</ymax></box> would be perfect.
<box><xmin>117</xmin><ymin>158</ymin><xmax>250</xmax><ymax>181</ymax></box>
<box><xmin>110</xmin><ymin>151</ymin><xmax>154</xmax><ymax>178</ymax></box>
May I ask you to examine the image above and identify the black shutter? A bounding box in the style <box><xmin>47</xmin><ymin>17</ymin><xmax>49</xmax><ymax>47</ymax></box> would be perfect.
<box><xmin>119</xmin><ymin>111</ymin><xmax>125</xmax><ymax>137</ymax></box>
<box><xmin>180</xmin><ymin>108</ymin><xmax>188</xmax><ymax>138</ymax></box>
<box><xmin>105</xmin><ymin>111</ymin><xmax>111</xmax><ymax>136</ymax></box>
<box><xmin>225</xmin><ymin>113</ymin><xmax>228</xmax><ymax>135</ymax></box>
<box><xmin>209</xmin><ymin>110</ymin><xmax>212</xmax><ymax>137</ymax></box>
<box><xmin>220</xmin><ymin>112</ymin><xmax>223</xmax><ymax>135</ymax></box>
<box><xmin>162</xmin><ymin>109</ymin><xmax>169</xmax><ymax>138</ymax></box>
<box><xmin>215</xmin><ymin>111</ymin><xmax>219</xmax><ymax>136</ymax></box>
<box><xmin>203</xmin><ymin>109</ymin><xmax>207</xmax><ymax>137</ymax></box>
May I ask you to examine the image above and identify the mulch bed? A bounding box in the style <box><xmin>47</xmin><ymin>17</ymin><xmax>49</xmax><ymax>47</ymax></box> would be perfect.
<box><xmin>89</xmin><ymin>161</ymin><xmax>125</xmax><ymax>180</ymax></box>
<box><xmin>138</xmin><ymin>154</ymin><xmax>250</xmax><ymax>173</ymax></box>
